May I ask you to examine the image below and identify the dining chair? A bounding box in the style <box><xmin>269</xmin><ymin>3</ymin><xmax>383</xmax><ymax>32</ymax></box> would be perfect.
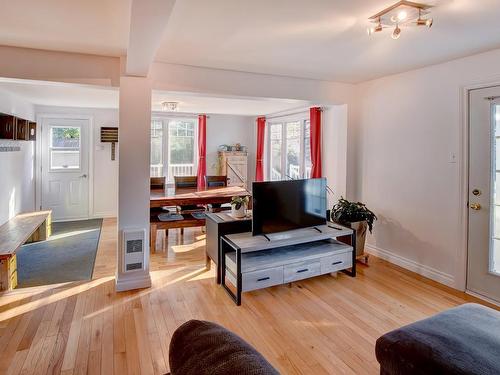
<box><xmin>174</xmin><ymin>175</ymin><xmax>204</xmax><ymax>235</ymax></box>
<box><xmin>205</xmin><ymin>175</ymin><xmax>228</xmax><ymax>188</ymax></box>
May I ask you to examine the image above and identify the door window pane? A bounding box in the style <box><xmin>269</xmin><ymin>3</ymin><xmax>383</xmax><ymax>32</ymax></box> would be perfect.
<box><xmin>270</xmin><ymin>123</ymin><xmax>282</xmax><ymax>181</ymax></box>
<box><xmin>493</xmin><ymin>105</ymin><xmax>500</xmax><ymax>274</ymax></box>
<box><xmin>286</xmin><ymin>121</ymin><xmax>301</xmax><ymax>179</ymax></box>
<box><xmin>150</xmin><ymin>120</ymin><xmax>163</xmax><ymax>177</ymax></box>
<box><xmin>49</xmin><ymin>126</ymin><xmax>80</xmax><ymax>170</ymax></box>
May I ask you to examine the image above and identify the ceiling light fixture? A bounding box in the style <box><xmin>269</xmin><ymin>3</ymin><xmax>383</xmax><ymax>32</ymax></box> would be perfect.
<box><xmin>161</xmin><ymin>101</ymin><xmax>179</xmax><ymax>111</ymax></box>
<box><xmin>367</xmin><ymin>1</ymin><xmax>433</xmax><ymax>40</ymax></box>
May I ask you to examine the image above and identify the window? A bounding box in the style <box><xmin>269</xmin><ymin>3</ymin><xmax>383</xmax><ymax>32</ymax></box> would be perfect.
<box><xmin>50</xmin><ymin>126</ymin><xmax>81</xmax><ymax>170</ymax></box>
<box><xmin>150</xmin><ymin>118</ymin><xmax>197</xmax><ymax>182</ymax></box>
<box><xmin>268</xmin><ymin>118</ymin><xmax>311</xmax><ymax>180</ymax></box>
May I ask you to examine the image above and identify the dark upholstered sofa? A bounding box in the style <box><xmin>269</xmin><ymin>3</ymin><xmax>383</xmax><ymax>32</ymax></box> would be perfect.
<box><xmin>168</xmin><ymin>320</ymin><xmax>279</xmax><ymax>375</ymax></box>
<box><xmin>376</xmin><ymin>303</ymin><xmax>500</xmax><ymax>375</ymax></box>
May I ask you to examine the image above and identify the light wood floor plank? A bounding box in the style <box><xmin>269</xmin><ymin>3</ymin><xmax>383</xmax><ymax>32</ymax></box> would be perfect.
<box><xmin>0</xmin><ymin>218</ymin><xmax>497</xmax><ymax>374</ymax></box>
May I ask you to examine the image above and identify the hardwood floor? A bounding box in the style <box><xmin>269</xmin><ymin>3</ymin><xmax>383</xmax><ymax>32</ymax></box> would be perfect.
<box><xmin>0</xmin><ymin>218</ymin><xmax>495</xmax><ymax>374</ymax></box>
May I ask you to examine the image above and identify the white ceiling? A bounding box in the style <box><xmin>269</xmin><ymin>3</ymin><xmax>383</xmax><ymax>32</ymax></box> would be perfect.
<box><xmin>0</xmin><ymin>80</ymin><xmax>308</xmax><ymax>116</ymax></box>
<box><xmin>1</xmin><ymin>0</ymin><xmax>500</xmax><ymax>82</ymax></box>
<box><xmin>0</xmin><ymin>0</ymin><xmax>131</xmax><ymax>56</ymax></box>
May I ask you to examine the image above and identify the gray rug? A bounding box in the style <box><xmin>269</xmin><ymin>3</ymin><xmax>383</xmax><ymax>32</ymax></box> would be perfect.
<box><xmin>16</xmin><ymin>218</ymin><xmax>103</xmax><ymax>288</ymax></box>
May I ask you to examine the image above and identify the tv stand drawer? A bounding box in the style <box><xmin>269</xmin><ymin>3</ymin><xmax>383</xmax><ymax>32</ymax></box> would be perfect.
<box><xmin>320</xmin><ymin>252</ymin><xmax>352</xmax><ymax>274</ymax></box>
<box><xmin>242</xmin><ymin>266</ymin><xmax>283</xmax><ymax>292</ymax></box>
<box><xmin>284</xmin><ymin>260</ymin><xmax>321</xmax><ymax>283</ymax></box>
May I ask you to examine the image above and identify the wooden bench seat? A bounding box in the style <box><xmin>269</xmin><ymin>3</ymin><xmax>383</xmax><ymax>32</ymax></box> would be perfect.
<box><xmin>150</xmin><ymin>211</ymin><xmax>205</xmax><ymax>253</ymax></box>
<box><xmin>0</xmin><ymin>210</ymin><xmax>51</xmax><ymax>290</ymax></box>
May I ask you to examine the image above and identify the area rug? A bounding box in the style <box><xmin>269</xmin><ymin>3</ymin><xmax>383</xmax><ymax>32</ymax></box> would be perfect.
<box><xmin>16</xmin><ymin>218</ymin><xmax>103</xmax><ymax>288</ymax></box>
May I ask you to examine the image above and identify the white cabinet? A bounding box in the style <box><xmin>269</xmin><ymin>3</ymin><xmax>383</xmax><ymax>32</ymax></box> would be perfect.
<box><xmin>218</xmin><ymin>151</ymin><xmax>248</xmax><ymax>187</ymax></box>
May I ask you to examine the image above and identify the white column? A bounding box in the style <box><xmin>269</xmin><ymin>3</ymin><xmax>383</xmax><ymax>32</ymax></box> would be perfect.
<box><xmin>116</xmin><ymin>76</ymin><xmax>152</xmax><ymax>291</ymax></box>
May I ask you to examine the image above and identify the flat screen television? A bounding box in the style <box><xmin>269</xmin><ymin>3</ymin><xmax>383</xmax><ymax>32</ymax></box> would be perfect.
<box><xmin>252</xmin><ymin>178</ymin><xmax>327</xmax><ymax>236</ymax></box>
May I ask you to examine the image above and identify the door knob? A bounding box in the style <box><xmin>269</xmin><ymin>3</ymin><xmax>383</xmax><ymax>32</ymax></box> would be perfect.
<box><xmin>80</xmin><ymin>174</ymin><xmax>87</xmax><ymax>178</ymax></box>
<box><xmin>470</xmin><ymin>203</ymin><xmax>481</xmax><ymax>210</ymax></box>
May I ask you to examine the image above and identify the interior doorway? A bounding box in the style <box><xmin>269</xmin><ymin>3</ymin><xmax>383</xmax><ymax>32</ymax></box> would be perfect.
<box><xmin>467</xmin><ymin>86</ymin><xmax>500</xmax><ymax>303</ymax></box>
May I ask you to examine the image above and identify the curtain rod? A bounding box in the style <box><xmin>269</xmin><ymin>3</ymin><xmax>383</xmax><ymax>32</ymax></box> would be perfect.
<box><xmin>265</xmin><ymin>107</ymin><xmax>324</xmax><ymax>120</ymax></box>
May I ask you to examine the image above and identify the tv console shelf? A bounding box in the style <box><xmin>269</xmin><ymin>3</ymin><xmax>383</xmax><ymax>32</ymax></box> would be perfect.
<box><xmin>220</xmin><ymin>223</ymin><xmax>355</xmax><ymax>305</ymax></box>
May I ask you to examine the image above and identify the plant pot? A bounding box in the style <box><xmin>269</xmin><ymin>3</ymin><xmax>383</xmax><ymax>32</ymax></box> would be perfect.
<box><xmin>231</xmin><ymin>205</ymin><xmax>246</xmax><ymax>218</ymax></box>
<box><xmin>349</xmin><ymin>220</ymin><xmax>368</xmax><ymax>258</ymax></box>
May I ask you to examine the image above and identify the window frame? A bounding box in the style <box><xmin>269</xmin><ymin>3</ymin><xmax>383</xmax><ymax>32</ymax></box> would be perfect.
<box><xmin>150</xmin><ymin>116</ymin><xmax>199</xmax><ymax>184</ymax></box>
<box><xmin>267</xmin><ymin>114</ymin><xmax>310</xmax><ymax>181</ymax></box>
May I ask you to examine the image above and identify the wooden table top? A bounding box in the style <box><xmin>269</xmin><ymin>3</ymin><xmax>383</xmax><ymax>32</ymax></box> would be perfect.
<box><xmin>150</xmin><ymin>186</ymin><xmax>251</xmax><ymax>208</ymax></box>
<box><xmin>0</xmin><ymin>211</ymin><xmax>51</xmax><ymax>258</ymax></box>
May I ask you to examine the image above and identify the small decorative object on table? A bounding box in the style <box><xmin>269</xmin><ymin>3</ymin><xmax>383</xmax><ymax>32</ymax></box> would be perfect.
<box><xmin>330</xmin><ymin>197</ymin><xmax>377</xmax><ymax>263</ymax></box>
<box><xmin>230</xmin><ymin>196</ymin><xmax>249</xmax><ymax>218</ymax></box>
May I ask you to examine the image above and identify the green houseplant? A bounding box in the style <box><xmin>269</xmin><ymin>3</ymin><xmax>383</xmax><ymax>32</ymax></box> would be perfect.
<box><xmin>330</xmin><ymin>197</ymin><xmax>377</xmax><ymax>261</ymax></box>
<box><xmin>231</xmin><ymin>196</ymin><xmax>249</xmax><ymax>218</ymax></box>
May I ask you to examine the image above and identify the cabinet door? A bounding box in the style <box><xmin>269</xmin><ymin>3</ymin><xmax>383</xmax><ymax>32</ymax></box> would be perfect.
<box><xmin>226</xmin><ymin>157</ymin><xmax>247</xmax><ymax>187</ymax></box>
<box><xmin>15</xmin><ymin>119</ymin><xmax>29</xmax><ymax>141</ymax></box>
<box><xmin>0</xmin><ymin>115</ymin><xmax>16</xmax><ymax>139</ymax></box>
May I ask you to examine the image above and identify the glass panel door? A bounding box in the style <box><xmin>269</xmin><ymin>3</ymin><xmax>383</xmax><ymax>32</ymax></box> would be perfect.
<box><xmin>285</xmin><ymin>121</ymin><xmax>301</xmax><ymax>179</ymax></box>
<box><xmin>467</xmin><ymin>87</ymin><xmax>500</xmax><ymax>303</ymax></box>
<box><xmin>270</xmin><ymin>123</ymin><xmax>282</xmax><ymax>181</ymax></box>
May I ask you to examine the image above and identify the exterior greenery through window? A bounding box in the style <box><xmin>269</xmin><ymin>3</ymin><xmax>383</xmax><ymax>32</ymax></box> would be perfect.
<box><xmin>150</xmin><ymin>118</ymin><xmax>197</xmax><ymax>182</ymax></box>
<box><xmin>269</xmin><ymin>118</ymin><xmax>311</xmax><ymax>180</ymax></box>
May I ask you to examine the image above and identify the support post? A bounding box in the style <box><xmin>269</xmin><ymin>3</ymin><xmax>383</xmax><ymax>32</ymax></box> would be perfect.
<box><xmin>116</xmin><ymin>76</ymin><xmax>152</xmax><ymax>292</ymax></box>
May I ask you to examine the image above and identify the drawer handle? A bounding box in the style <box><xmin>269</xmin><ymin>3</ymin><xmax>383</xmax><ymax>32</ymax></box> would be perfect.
<box><xmin>257</xmin><ymin>277</ymin><xmax>270</xmax><ymax>282</ymax></box>
<box><xmin>332</xmin><ymin>261</ymin><xmax>343</xmax><ymax>265</ymax></box>
<box><xmin>297</xmin><ymin>268</ymin><xmax>309</xmax><ymax>273</ymax></box>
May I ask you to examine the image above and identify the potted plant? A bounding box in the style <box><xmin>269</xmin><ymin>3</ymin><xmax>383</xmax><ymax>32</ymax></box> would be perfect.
<box><xmin>330</xmin><ymin>197</ymin><xmax>377</xmax><ymax>262</ymax></box>
<box><xmin>231</xmin><ymin>196</ymin><xmax>249</xmax><ymax>218</ymax></box>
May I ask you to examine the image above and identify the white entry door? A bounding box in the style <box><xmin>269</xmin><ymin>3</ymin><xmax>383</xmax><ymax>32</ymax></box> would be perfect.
<box><xmin>41</xmin><ymin>118</ymin><xmax>90</xmax><ymax>221</ymax></box>
<box><xmin>468</xmin><ymin>86</ymin><xmax>500</xmax><ymax>303</ymax></box>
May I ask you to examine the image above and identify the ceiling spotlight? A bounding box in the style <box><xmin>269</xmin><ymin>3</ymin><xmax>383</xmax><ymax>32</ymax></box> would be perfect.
<box><xmin>367</xmin><ymin>21</ymin><xmax>383</xmax><ymax>35</ymax></box>
<box><xmin>416</xmin><ymin>17</ymin><xmax>433</xmax><ymax>27</ymax></box>
<box><xmin>161</xmin><ymin>101</ymin><xmax>179</xmax><ymax>112</ymax></box>
<box><xmin>367</xmin><ymin>1</ymin><xmax>433</xmax><ymax>39</ymax></box>
<box><xmin>392</xmin><ymin>25</ymin><xmax>401</xmax><ymax>40</ymax></box>
<box><xmin>397</xmin><ymin>10</ymin><xmax>407</xmax><ymax>21</ymax></box>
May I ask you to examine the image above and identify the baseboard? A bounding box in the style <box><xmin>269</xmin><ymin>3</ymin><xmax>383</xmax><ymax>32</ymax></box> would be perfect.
<box><xmin>92</xmin><ymin>211</ymin><xmax>116</xmax><ymax>219</ymax></box>
<box><xmin>115</xmin><ymin>274</ymin><xmax>151</xmax><ymax>292</ymax></box>
<box><xmin>365</xmin><ymin>244</ymin><xmax>455</xmax><ymax>288</ymax></box>
<box><xmin>466</xmin><ymin>290</ymin><xmax>500</xmax><ymax>307</ymax></box>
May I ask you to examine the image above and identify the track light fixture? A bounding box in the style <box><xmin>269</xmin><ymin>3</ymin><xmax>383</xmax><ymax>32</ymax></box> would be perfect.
<box><xmin>367</xmin><ymin>1</ymin><xmax>433</xmax><ymax>40</ymax></box>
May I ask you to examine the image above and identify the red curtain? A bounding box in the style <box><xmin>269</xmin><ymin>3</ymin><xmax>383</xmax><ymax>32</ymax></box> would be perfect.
<box><xmin>197</xmin><ymin>114</ymin><xmax>207</xmax><ymax>189</ymax></box>
<box><xmin>310</xmin><ymin>107</ymin><xmax>322</xmax><ymax>178</ymax></box>
<box><xmin>255</xmin><ymin>117</ymin><xmax>266</xmax><ymax>182</ymax></box>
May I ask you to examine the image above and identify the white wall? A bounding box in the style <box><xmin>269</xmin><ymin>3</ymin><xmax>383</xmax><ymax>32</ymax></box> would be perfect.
<box><xmin>354</xmin><ymin>48</ymin><xmax>500</xmax><ymax>289</ymax></box>
<box><xmin>206</xmin><ymin>114</ymin><xmax>255</xmax><ymax>186</ymax></box>
<box><xmin>35</xmin><ymin>105</ymin><xmax>119</xmax><ymax>218</ymax></box>
<box><xmin>0</xmin><ymin>89</ymin><xmax>36</xmax><ymax>226</ymax></box>
<box><xmin>323</xmin><ymin>105</ymin><xmax>348</xmax><ymax>208</ymax></box>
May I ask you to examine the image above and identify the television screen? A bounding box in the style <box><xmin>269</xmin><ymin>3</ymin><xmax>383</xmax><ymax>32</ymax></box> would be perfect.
<box><xmin>252</xmin><ymin>178</ymin><xmax>327</xmax><ymax>236</ymax></box>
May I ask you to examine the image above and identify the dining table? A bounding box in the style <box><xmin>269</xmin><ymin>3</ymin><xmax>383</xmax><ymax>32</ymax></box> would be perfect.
<box><xmin>149</xmin><ymin>185</ymin><xmax>251</xmax><ymax>253</ymax></box>
<box><xmin>150</xmin><ymin>185</ymin><xmax>251</xmax><ymax>208</ymax></box>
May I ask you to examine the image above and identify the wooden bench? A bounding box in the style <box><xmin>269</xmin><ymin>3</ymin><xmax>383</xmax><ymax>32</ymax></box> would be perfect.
<box><xmin>0</xmin><ymin>211</ymin><xmax>51</xmax><ymax>291</ymax></box>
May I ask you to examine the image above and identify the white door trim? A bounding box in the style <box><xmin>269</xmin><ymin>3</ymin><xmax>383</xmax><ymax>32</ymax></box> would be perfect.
<box><xmin>36</xmin><ymin>113</ymin><xmax>95</xmax><ymax>220</ymax></box>
<box><xmin>458</xmin><ymin>77</ymin><xmax>500</xmax><ymax>292</ymax></box>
